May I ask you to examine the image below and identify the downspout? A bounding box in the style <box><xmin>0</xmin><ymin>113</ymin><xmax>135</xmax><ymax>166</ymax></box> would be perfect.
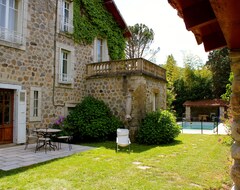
<box><xmin>52</xmin><ymin>0</ymin><xmax>58</xmax><ymax>109</ymax></box>
<box><xmin>53</xmin><ymin>0</ymin><xmax>65</xmax><ymax>108</ymax></box>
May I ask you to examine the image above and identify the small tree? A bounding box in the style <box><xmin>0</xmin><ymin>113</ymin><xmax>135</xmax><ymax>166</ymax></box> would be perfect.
<box><xmin>137</xmin><ymin>110</ymin><xmax>181</xmax><ymax>145</ymax></box>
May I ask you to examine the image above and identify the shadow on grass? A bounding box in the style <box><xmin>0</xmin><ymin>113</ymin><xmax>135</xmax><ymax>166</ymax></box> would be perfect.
<box><xmin>81</xmin><ymin>139</ymin><xmax>183</xmax><ymax>153</ymax></box>
<box><xmin>0</xmin><ymin>140</ymin><xmax>183</xmax><ymax>177</ymax></box>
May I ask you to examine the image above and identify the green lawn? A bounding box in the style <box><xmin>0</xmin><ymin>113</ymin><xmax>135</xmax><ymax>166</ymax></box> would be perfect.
<box><xmin>0</xmin><ymin>134</ymin><xmax>232</xmax><ymax>190</ymax></box>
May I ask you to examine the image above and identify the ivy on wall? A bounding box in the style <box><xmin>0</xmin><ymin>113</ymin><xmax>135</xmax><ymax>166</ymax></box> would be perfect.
<box><xmin>73</xmin><ymin>0</ymin><xmax>126</xmax><ymax>60</ymax></box>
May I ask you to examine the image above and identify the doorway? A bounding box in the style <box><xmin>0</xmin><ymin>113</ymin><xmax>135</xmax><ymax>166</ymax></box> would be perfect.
<box><xmin>0</xmin><ymin>89</ymin><xmax>14</xmax><ymax>144</ymax></box>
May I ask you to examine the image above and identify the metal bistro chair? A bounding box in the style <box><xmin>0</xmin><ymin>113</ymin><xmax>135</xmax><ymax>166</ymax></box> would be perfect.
<box><xmin>57</xmin><ymin>135</ymin><xmax>73</xmax><ymax>151</ymax></box>
<box><xmin>24</xmin><ymin>128</ymin><xmax>38</xmax><ymax>150</ymax></box>
<box><xmin>35</xmin><ymin>127</ymin><xmax>51</xmax><ymax>153</ymax></box>
<box><xmin>116</xmin><ymin>128</ymin><xmax>131</xmax><ymax>153</ymax></box>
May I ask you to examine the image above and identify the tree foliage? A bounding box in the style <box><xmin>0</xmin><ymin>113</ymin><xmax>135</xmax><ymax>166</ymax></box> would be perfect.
<box><xmin>171</xmin><ymin>54</ymin><xmax>213</xmax><ymax>117</ymax></box>
<box><xmin>125</xmin><ymin>23</ymin><xmax>159</xmax><ymax>62</ymax></box>
<box><xmin>163</xmin><ymin>55</ymin><xmax>180</xmax><ymax>111</ymax></box>
<box><xmin>221</xmin><ymin>72</ymin><xmax>233</xmax><ymax>101</ymax></box>
<box><xmin>206</xmin><ymin>47</ymin><xmax>231</xmax><ymax>98</ymax></box>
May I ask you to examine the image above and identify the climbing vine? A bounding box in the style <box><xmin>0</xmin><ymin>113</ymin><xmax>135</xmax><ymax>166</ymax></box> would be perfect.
<box><xmin>73</xmin><ymin>0</ymin><xmax>126</xmax><ymax>60</ymax></box>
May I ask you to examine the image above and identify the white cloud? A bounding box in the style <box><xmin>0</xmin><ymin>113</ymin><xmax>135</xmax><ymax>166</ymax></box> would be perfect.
<box><xmin>114</xmin><ymin>0</ymin><xmax>209</xmax><ymax>67</ymax></box>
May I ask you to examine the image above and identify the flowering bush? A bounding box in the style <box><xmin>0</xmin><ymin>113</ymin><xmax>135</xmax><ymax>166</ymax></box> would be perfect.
<box><xmin>52</xmin><ymin>116</ymin><xmax>70</xmax><ymax>136</ymax></box>
<box><xmin>53</xmin><ymin>116</ymin><xmax>65</xmax><ymax>127</ymax></box>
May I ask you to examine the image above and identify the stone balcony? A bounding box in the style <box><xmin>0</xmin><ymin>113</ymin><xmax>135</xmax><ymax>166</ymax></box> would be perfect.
<box><xmin>86</xmin><ymin>58</ymin><xmax>166</xmax><ymax>81</ymax></box>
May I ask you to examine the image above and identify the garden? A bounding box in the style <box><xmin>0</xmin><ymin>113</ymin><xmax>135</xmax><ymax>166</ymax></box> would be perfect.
<box><xmin>0</xmin><ymin>134</ymin><xmax>232</xmax><ymax>189</ymax></box>
<box><xmin>0</xmin><ymin>96</ymin><xmax>232</xmax><ymax>189</ymax></box>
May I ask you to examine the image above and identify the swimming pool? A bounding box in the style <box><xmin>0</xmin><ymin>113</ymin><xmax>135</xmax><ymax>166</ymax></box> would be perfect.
<box><xmin>179</xmin><ymin>121</ymin><xmax>218</xmax><ymax>130</ymax></box>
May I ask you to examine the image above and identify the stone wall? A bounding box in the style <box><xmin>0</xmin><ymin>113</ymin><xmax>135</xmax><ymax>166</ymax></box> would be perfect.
<box><xmin>0</xmin><ymin>0</ymin><xmax>167</xmax><ymax>143</ymax></box>
<box><xmin>0</xmin><ymin>0</ymin><xmax>91</xmax><ymax>129</ymax></box>
<box><xmin>86</xmin><ymin>74</ymin><xmax>166</xmax><ymax>140</ymax></box>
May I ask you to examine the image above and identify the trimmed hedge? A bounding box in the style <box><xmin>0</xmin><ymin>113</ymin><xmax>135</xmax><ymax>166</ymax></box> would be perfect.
<box><xmin>137</xmin><ymin>110</ymin><xmax>181</xmax><ymax>145</ymax></box>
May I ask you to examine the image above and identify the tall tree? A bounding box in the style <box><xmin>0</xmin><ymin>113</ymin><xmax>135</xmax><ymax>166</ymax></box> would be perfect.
<box><xmin>172</xmin><ymin>54</ymin><xmax>213</xmax><ymax>117</ymax></box>
<box><xmin>206</xmin><ymin>47</ymin><xmax>231</xmax><ymax>98</ymax></box>
<box><xmin>163</xmin><ymin>55</ymin><xmax>180</xmax><ymax>111</ymax></box>
<box><xmin>221</xmin><ymin>72</ymin><xmax>233</xmax><ymax>101</ymax></box>
<box><xmin>125</xmin><ymin>23</ymin><xmax>159</xmax><ymax>62</ymax></box>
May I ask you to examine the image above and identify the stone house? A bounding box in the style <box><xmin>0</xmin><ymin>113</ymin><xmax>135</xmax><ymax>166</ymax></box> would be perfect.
<box><xmin>0</xmin><ymin>0</ymin><xmax>166</xmax><ymax>145</ymax></box>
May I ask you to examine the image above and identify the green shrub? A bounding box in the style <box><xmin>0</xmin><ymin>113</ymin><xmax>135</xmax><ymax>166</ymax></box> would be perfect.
<box><xmin>65</xmin><ymin>96</ymin><xmax>123</xmax><ymax>142</ymax></box>
<box><xmin>137</xmin><ymin>110</ymin><xmax>181</xmax><ymax>145</ymax></box>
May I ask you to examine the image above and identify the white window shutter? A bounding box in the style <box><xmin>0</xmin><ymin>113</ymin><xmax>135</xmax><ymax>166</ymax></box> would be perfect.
<box><xmin>93</xmin><ymin>38</ymin><xmax>97</xmax><ymax>62</ymax></box>
<box><xmin>15</xmin><ymin>90</ymin><xmax>26</xmax><ymax>144</ymax></box>
<box><xmin>103</xmin><ymin>40</ymin><xmax>110</xmax><ymax>61</ymax></box>
<box><xmin>60</xmin><ymin>48</ymin><xmax>63</xmax><ymax>80</ymax></box>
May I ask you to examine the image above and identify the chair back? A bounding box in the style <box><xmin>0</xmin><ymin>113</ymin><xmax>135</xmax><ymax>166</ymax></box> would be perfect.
<box><xmin>26</xmin><ymin>127</ymin><xmax>37</xmax><ymax>136</ymax></box>
<box><xmin>117</xmin><ymin>129</ymin><xmax>130</xmax><ymax>146</ymax></box>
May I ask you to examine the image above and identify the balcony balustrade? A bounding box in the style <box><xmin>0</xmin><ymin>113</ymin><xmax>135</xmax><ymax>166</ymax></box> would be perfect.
<box><xmin>86</xmin><ymin>58</ymin><xmax>166</xmax><ymax>80</ymax></box>
<box><xmin>60</xmin><ymin>16</ymin><xmax>74</xmax><ymax>33</ymax></box>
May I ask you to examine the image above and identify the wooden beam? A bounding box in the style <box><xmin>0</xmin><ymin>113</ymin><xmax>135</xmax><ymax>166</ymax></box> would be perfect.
<box><xmin>202</xmin><ymin>31</ymin><xmax>227</xmax><ymax>52</ymax></box>
<box><xmin>182</xmin><ymin>0</ymin><xmax>216</xmax><ymax>30</ymax></box>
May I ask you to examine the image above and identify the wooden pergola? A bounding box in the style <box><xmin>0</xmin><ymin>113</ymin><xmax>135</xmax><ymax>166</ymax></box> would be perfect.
<box><xmin>168</xmin><ymin>0</ymin><xmax>240</xmax><ymax>189</ymax></box>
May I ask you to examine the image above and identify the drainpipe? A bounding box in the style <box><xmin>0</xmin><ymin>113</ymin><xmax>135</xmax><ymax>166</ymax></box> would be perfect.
<box><xmin>52</xmin><ymin>0</ymin><xmax>64</xmax><ymax>109</ymax></box>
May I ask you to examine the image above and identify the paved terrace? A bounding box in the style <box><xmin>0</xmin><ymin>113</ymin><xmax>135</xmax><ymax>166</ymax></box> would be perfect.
<box><xmin>0</xmin><ymin>143</ymin><xmax>94</xmax><ymax>171</ymax></box>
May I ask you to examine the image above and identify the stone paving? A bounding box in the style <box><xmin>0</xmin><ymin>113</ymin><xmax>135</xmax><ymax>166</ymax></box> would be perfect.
<box><xmin>0</xmin><ymin>143</ymin><xmax>94</xmax><ymax>171</ymax></box>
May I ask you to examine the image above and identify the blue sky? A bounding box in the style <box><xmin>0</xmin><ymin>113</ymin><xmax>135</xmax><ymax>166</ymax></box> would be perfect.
<box><xmin>114</xmin><ymin>0</ymin><xmax>209</xmax><ymax>67</ymax></box>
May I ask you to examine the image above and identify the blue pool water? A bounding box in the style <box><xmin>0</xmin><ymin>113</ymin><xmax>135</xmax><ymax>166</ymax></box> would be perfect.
<box><xmin>179</xmin><ymin>122</ymin><xmax>218</xmax><ymax>130</ymax></box>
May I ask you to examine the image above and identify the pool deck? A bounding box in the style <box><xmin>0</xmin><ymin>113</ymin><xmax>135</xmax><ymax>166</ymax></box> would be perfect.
<box><xmin>180</xmin><ymin>123</ymin><xmax>229</xmax><ymax>135</ymax></box>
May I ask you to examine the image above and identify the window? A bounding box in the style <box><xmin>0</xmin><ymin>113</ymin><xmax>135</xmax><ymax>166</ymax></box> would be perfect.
<box><xmin>0</xmin><ymin>0</ymin><xmax>24</xmax><ymax>44</ymax></box>
<box><xmin>93</xmin><ymin>38</ymin><xmax>109</xmax><ymax>62</ymax></box>
<box><xmin>33</xmin><ymin>91</ymin><xmax>38</xmax><ymax>117</ymax></box>
<box><xmin>56</xmin><ymin>42</ymin><xmax>75</xmax><ymax>84</ymax></box>
<box><xmin>64</xmin><ymin>103</ymin><xmax>76</xmax><ymax>116</ymax></box>
<box><xmin>30</xmin><ymin>87</ymin><xmax>42</xmax><ymax>122</ymax></box>
<box><xmin>59</xmin><ymin>49</ymin><xmax>72</xmax><ymax>83</ymax></box>
<box><xmin>60</xmin><ymin>0</ymin><xmax>73</xmax><ymax>33</ymax></box>
<box><xmin>152</xmin><ymin>89</ymin><xmax>159</xmax><ymax>111</ymax></box>
<box><xmin>152</xmin><ymin>93</ymin><xmax>157</xmax><ymax>111</ymax></box>
<box><xmin>97</xmin><ymin>39</ymin><xmax>103</xmax><ymax>62</ymax></box>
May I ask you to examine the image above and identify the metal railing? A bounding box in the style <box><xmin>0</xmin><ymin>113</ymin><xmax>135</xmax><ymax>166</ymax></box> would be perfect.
<box><xmin>0</xmin><ymin>26</ymin><xmax>24</xmax><ymax>44</ymax></box>
<box><xmin>58</xmin><ymin>73</ymin><xmax>73</xmax><ymax>83</ymax></box>
<box><xmin>86</xmin><ymin>58</ymin><xmax>166</xmax><ymax>79</ymax></box>
<box><xmin>60</xmin><ymin>16</ymin><xmax>74</xmax><ymax>33</ymax></box>
<box><xmin>178</xmin><ymin>116</ymin><xmax>220</xmax><ymax>134</ymax></box>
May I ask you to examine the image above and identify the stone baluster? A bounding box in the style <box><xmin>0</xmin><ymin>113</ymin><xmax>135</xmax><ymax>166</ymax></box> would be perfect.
<box><xmin>230</xmin><ymin>51</ymin><xmax>240</xmax><ymax>190</ymax></box>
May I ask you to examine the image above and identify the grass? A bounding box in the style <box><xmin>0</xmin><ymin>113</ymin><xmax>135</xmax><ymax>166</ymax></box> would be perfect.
<box><xmin>0</xmin><ymin>134</ymin><xmax>232</xmax><ymax>190</ymax></box>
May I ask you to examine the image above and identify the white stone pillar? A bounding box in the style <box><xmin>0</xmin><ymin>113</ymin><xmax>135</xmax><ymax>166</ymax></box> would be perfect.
<box><xmin>230</xmin><ymin>51</ymin><xmax>240</xmax><ymax>189</ymax></box>
<box><xmin>185</xmin><ymin>106</ymin><xmax>191</xmax><ymax>121</ymax></box>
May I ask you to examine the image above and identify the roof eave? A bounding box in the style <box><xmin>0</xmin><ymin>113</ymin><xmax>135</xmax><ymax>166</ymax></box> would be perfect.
<box><xmin>103</xmin><ymin>0</ymin><xmax>132</xmax><ymax>38</ymax></box>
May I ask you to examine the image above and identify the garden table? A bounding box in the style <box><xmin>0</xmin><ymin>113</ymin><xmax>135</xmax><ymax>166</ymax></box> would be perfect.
<box><xmin>34</xmin><ymin>128</ymin><xmax>61</xmax><ymax>152</ymax></box>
